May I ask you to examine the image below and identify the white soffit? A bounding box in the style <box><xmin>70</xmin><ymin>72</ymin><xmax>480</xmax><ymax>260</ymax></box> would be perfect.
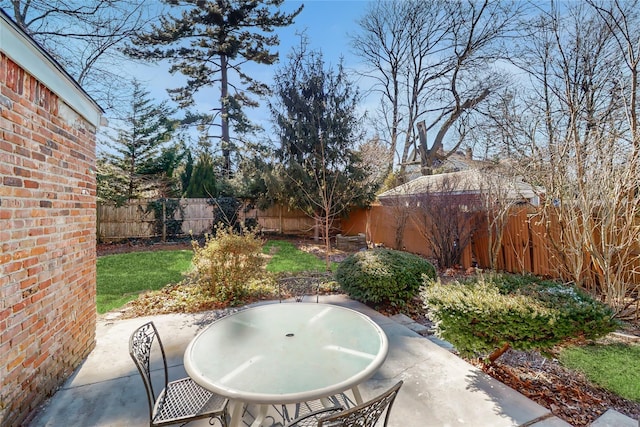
<box><xmin>0</xmin><ymin>11</ymin><xmax>103</xmax><ymax>127</ymax></box>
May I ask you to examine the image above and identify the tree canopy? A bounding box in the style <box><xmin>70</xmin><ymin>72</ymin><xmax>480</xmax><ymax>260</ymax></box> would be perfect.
<box><xmin>97</xmin><ymin>80</ymin><xmax>182</xmax><ymax>204</ymax></box>
<box><xmin>124</xmin><ymin>0</ymin><xmax>302</xmax><ymax>177</ymax></box>
<box><xmin>2</xmin><ymin>0</ymin><xmax>159</xmax><ymax>111</ymax></box>
<box><xmin>352</xmin><ymin>0</ymin><xmax>521</xmax><ymax>177</ymax></box>
<box><xmin>269</xmin><ymin>41</ymin><xmax>379</xmax><ymax>267</ymax></box>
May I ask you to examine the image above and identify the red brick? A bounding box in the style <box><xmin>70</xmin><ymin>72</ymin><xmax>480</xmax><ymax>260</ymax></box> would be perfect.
<box><xmin>3</xmin><ymin>176</ymin><xmax>22</xmax><ymax>187</ymax></box>
<box><xmin>12</xmin><ymin>301</ymin><xmax>26</xmax><ymax>313</ymax></box>
<box><xmin>2</xmin><ymin>51</ymin><xmax>96</xmax><ymax>426</ymax></box>
<box><xmin>20</xmin><ymin>276</ymin><xmax>36</xmax><ymax>289</ymax></box>
<box><xmin>4</xmin><ymin>261</ymin><xmax>23</xmax><ymax>274</ymax></box>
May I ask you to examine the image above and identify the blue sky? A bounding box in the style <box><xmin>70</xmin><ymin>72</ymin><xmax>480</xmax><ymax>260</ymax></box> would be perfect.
<box><xmin>127</xmin><ymin>1</ymin><xmax>373</xmax><ymax>140</ymax></box>
<box><xmin>278</xmin><ymin>0</ymin><xmax>368</xmax><ymax>67</ymax></box>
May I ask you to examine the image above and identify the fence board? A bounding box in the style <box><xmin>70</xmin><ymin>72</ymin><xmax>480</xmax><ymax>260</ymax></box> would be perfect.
<box><xmin>343</xmin><ymin>204</ymin><xmax>553</xmax><ymax>273</ymax></box>
<box><xmin>181</xmin><ymin>199</ymin><xmax>213</xmax><ymax>235</ymax></box>
<box><xmin>97</xmin><ymin>200</ymin><xmax>318</xmax><ymax>242</ymax></box>
<box><xmin>98</xmin><ymin>200</ymin><xmax>639</xmax><ymax>292</ymax></box>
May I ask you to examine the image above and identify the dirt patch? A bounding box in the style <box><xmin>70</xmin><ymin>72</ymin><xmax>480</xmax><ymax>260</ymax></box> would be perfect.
<box><xmin>97</xmin><ymin>237</ymin><xmax>193</xmax><ymax>256</ymax></box>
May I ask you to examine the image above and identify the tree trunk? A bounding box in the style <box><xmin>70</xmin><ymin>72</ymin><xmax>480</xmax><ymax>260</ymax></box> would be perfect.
<box><xmin>416</xmin><ymin>121</ymin><xmax>432</xmax><ymax>175</ymax></box>
<box><xmin>488</xmin><ymin>342</ymin><xmax>511</xmax><ymax>364</ymax></box>
<box><xmin>220</xmin><ymin>53</ymin><xmax>231</xmax><ymax>178</ymax></box>
<box><xmin>420</xmin><ymin>88</ymin><xmax>491</xmax><ymax>175</ymax></box>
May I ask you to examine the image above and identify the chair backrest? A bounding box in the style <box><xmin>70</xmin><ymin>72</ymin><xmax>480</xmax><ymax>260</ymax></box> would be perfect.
<box><xmin>318</xmin><ymin>381</ymin><xmax>403</xmax><ymax>427</ymax></box>
<box><xmin>278</xmin><ymin>276</ymin><xmax>320</xmax><ymax>303</ymax></box>
<box><xmin>129</xmin><ymin>321</ymin><xmax>169</xmax><ymax>417</ymax></box>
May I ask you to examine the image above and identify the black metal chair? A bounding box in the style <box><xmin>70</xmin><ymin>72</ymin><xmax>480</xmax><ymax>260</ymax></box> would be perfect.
<box><xmin>285</xmin><ymin>381</ymin><xmax>403</xmax><ymax>427</ymax></box>
<box><xmin>129</xmin><ymin>321</ymin><xmax>229</xmax><ymax>427</ymax></box>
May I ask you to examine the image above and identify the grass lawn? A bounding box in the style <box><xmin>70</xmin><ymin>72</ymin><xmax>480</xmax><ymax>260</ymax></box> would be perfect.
<box><xmin>559</xmin><ymin>342</ymin><xmax>640</xmax><ymax>402</ymax></box>
<box><xmin>97</xmin><ymin>240</ymin><xmax>334</xmax><ymax>314</ymax></box>
<box><xmin>96</xmin><ymin>250</ymin><xmax>193</xmax><ymax>314</ymax></box>
<box><xmin>263</xmin><ymin>240</ymin><xmax>336</xmax><ymax>273</ymax></box>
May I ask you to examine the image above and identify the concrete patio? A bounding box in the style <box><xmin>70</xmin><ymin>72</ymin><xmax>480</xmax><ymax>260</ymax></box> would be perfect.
<box><xmin>27</xmin><ymin>295</ymin><xmax>636</xmax><ymax>427</ymax></box>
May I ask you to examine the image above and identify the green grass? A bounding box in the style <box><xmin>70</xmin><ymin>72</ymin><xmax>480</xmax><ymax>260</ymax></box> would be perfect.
<box><xmin>96</xmin><ymin>240</ymin><xmax>335</xmax><ymax>313</ymax></box>
<box><xmin>96</xmin><ymin>250</ymin><xmax>193</xmax><ymax>314</ymax></box>
<box><xmin>558</xmin><ymin>342</ymin><xmax>640</xmax><ymax>402</ymax></box>
<box><xmin>263</xmin><ymin>240</ymin><xmax>335</xmax><ymax>273</ymax></box>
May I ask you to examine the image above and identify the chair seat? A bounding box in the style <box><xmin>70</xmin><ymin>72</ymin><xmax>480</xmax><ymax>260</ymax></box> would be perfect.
<box><xmin>152</xmin><ymin>376</ymin><xmax>228</xmax><ymax>426</ymax></box>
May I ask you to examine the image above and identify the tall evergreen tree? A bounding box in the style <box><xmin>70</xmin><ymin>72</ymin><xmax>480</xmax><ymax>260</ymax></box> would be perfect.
<box><xmin>269</xmin><ymin>42</ymin><xmax>378</xmax><ymax>268</ymax></box>
<box><xmin>98</xmin><ymin>80</ymin><xmax>179</xmax><ymax>202</ymax></box>
<box><xmin>180</xmin><ymin>150</ymin><xmax>194</xmax><ymax>194</ymax></box>
<box><xmin>124</xmin><ymin>0</ymin><xmax>302</xmax><ymax>177</ymax></box>
<box><xmin>185</xmin><ymin>152</ymin><xmax>218</xmax><ymax>198</ymax></box>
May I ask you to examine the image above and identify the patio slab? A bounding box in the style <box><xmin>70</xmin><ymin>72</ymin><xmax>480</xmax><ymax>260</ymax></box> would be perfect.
<box><xmin>28</xmin><ymin>295</ymin><xmax>575</xmax><ymax>427</ymax></box>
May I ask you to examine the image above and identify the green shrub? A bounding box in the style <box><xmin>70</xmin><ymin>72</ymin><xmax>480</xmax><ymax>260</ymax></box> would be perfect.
<box><xmin>190</xmin><ymin>227</ymin><xmax>266</xmax><ymax>304</ymax></box>
<box><xmin>423</xmin><ymin>274</ymin><xmax>618</xmax><ymax>362</ymax></box>
<box><xmin>335</xmin><ymin>249</ymin><xmax>436</xmax><ymax>307</ymax></box>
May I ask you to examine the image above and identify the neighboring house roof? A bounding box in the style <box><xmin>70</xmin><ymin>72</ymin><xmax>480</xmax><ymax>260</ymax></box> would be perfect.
<box><xmin>0</xmin><ymin>9</ymin><xmax>103</xmax><ymax>127</ymax></box>
<box><xmin>378</xmin><ymin>169</ymin><xmax>542</xmax><ymax>206</ymax></box>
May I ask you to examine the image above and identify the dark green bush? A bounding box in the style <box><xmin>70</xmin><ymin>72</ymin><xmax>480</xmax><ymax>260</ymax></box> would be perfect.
<box><xmin>423</xmin><ymin>274</ymin><xmax>618</xmax><ymax>362</ymax></box>
<box><xmin>147</xmin><ymin>198</ymin><xmax>184</xmax><ymax>237</ymax></box>
<box><xmin>335</xmin><ymin>249</ymin><xmax>436</xmax><ymax>307</ymax></box>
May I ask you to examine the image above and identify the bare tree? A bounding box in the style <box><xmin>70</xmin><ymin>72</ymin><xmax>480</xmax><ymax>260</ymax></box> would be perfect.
<box><xmin>510</xmin><ymin>1</ymin><xmax>640</xmax><ymax>317</ymax></box>
<box><xmin>356</xmin><ymin>136</ymin><xmax>391</xmax><ymax>191</ymax></box>
<box><xmin>352</xmin><ymin>0</ymin><xmax>415</xmax><ymax>175</ymax></box>
<box><xmin>352</xmin><ymin>0</ymin><xmax>521</xmax><ymax>177</ymax></box>
<box><xmin>409</xmin><ymin>173</ymin><xmax>482</xmax><ymax>268</ymax></box>
<box><xmin>2</xmin><ymin>0</ymin><xmax>157</xmax><ymax>110</ymax></box>
<box><xmin>477</xmin><ymin>166</ymin><xmax>536</xmax><ymax>271</ymax></box>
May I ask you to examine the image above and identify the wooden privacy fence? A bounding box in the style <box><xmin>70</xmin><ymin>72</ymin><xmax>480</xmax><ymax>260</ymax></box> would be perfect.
<box><xmin>97</xmin><ymin>199</ymin><xmax>316</xmax><ymax>242</ymax></box>
<box><xmin>341</xmin><ymin>205</ymin><xmax>563</xmax><ymax>276</ymax></box>
<box><xmin>97</xmin><ymin>199</ymin><xmax>639</xmax><ymax>288</ymax></box>
<box><xmin>343</xmin><ymin>204</ymin><xmax>640</xmax><ymax>289</ymax></box>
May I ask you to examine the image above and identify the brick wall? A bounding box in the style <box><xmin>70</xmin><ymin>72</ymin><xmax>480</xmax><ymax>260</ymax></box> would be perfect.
<box><xmin>0</xmin><ymin>54</ymin><xmax>97</xmax><ymax>426</ymax></box>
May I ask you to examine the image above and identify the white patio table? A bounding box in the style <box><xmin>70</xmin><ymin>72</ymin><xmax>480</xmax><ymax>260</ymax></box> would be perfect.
<box><xmin>184</xmin><ymin>303</ymin><xmax>389</xmax><ymax>427</ymax></box>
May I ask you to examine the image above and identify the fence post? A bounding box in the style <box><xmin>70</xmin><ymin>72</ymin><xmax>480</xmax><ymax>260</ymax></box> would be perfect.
<box><xmin>162</xmin><ymin>199</ymin><xmax>167</xmax><ymax>242</ymax></box>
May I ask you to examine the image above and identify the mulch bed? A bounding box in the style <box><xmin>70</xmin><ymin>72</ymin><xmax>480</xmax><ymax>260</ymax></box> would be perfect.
<box><xmin>97</xmin><ymin>237</ymin><xmax>193</xmax><ymax>256</ymax></box>
<box><xmin>475</xmin><ymin>349</ymin><xmax>640</xmax><ymax>426</ymax></box>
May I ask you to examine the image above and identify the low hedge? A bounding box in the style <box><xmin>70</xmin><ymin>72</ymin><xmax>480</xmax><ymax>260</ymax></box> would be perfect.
<box><xmin>423</xmin><ymin>274</ymin><xmax>618</xmax><ymax>362</ymax></box>
<box><xmin>335</xmin><ymin>248</ymin><xmax>436</xmax><ymax>307</ymax></box>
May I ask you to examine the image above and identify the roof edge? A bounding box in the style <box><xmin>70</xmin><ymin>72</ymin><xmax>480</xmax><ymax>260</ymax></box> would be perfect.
<box><xmin>0</xmin><ymin>9</ymin><xmax>104</xmax><ymax>127</ymax></box>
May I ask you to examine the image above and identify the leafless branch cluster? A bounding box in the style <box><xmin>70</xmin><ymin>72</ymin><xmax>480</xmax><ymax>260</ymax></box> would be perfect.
<box><xmin>500</xmin><ymin>0</ymin><xmax>640</xmax><ymax>317</ymax></box>
<box><xmin>352</xmin><ymin>0</ymin><xmax>522</xmax><ymax>178</ymax></box>
<box><xmin>2</xmin><ymin>0</ymin><xmax>159</xmax><ymax>111</ymax></box>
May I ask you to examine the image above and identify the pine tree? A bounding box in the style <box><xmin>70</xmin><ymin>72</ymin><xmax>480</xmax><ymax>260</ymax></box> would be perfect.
<box><xmin>124</xmin><ymin>0</ymin><xmax>302</xmax><ymax>177</ymax></box>
<box><xmin>185</xmin><ymin>152</ymin><xmax>218</xmax><ymax>198</ymax></box>
<box><xmin>99</xmin><ymin>80</ymin><xmax>179</xmax><ymax>202</ymax></box>
<box><xmin>269</xmin><ymin>42</ymin><xmax>379</xmax><ymax>268</ymax></box>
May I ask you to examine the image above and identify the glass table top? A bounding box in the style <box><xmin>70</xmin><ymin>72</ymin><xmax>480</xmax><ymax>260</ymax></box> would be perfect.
<box><xmin>184</xmin><ymin>303</ymin><xmax>389</xmax><ymax>404</ymax></box>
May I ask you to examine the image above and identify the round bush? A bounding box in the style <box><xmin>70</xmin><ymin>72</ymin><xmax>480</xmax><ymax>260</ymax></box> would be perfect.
<box><xmin>335</xmin><ymin>248</ymin><xmax>436</xmax><ymax>307</ymax></box>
